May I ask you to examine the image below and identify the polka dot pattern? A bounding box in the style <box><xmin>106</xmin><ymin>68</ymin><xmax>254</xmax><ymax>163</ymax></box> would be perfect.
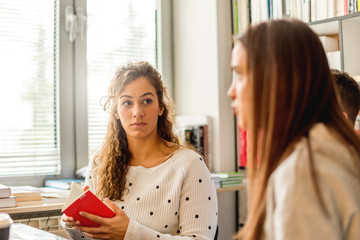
<box><xmin>79</xmin><ymin>148</ymin><xmax>218</xmax><ymax>240</ymax></box>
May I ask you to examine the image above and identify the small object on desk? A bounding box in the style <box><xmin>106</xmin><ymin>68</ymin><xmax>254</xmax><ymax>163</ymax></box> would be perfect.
<box><xmin>10</xmin><ymin>186</ymin><xmax>41</xmax><ymax>198</ymax></box>
<box><xmin>41</xmin><ymin>187</ymin><xmax>69</xmax><ymax>204</ymax></box>
<box><xmin>0</xmin><ymin>196</ymin><xmax>16</xmax><ymax>208</ymax></box>
<box><xmin>45</xmin><ymin>179</ymin><xmax>84</xmax><ymax>190</ymax></box>
<box><xmin>0</xmin><ymin>212</ymin><xmax>12</xmax><ymax>240</ymax></box>
<box><xmin>10</xmin><ymin>223</ymin><xmax>67</xmax><ymax>240</ymax></box>
<box><xmin>62</xmin><ymin>182</ymin><xmax>115</xmax><ymax>227</ymax></box>
<box><xmin>0</xmin><ymin>184</ymin><xmax>11</xmax><ymax>199</ymax></box>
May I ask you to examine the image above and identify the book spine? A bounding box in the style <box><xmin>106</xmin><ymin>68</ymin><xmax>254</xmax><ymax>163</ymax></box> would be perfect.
<box><xmin>348</xmin><ymin>0</ymin><xmax>354</xmax><ymax>13</ymax></box>
<box><xmin>344</xmin><ymin>0</ymin><xmax>349</xmax><ymax>14</ymax></box>
<box><xmin>233</xmin><ymin>0</ymin><xmax>239</xmax><ymax>35</ymax></box>
<box><xmin>240</xmin><ymin>129</ymin><xmax>247</xmax><ymax>168</ymax></box>
<box><xmin>239</xmin><ymin>0</ymin><xmax>250</xmax><ymax>34</ymax></box>
<box><xmin>355</xmin><ymin>0</ymin><xmax>359</xmax><ymax>11</ymax></box>
<box><xmin>336</xmin><ymin>0</ymin><xmax>344</xmax><ymax>16</ymax></box>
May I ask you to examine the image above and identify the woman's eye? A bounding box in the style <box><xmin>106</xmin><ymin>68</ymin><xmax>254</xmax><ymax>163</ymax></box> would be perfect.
<box><xmin>123</xmin><ymin>100</ymin><xmax>132</xmax><ymax>106</ymax></box>
<box><xmin>144</xmin><ymin>99</ymin><xmax>152</xmax><ymax>104</ymax></box>
<box><xmin>234</xmin><ymin>72</ymin><xmax>243</xmax><ymax>80</ymax></box>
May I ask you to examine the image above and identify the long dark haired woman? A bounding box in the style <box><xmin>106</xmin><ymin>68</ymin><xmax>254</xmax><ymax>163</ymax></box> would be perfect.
<box><xmin>228</xmin><ymin>20</ymin><xmax>360</xmax><ymax>240</ymax></box>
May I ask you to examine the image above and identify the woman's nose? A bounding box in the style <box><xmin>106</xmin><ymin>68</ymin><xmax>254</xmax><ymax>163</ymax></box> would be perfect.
<box><xmin>227</xmin><ymin>81</ymin><xmax>235</xmax><ymax>100</ymax></box>
<box><xmin>132</xmin><ymin>103</ymin><xmax>144</xmax><ymax>118</ymax></box>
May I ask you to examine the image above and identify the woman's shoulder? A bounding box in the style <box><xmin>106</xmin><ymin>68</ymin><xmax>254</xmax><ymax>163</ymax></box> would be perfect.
<box><xmin>173</xmin><ymin>147</ymin><xmax>203</xmax><ymax>160</ymax></box>
<box><xmin>271</xmin><ymin>123</ymin><xmax>359</xmax><ymax>193</ymax></box>
<box><xmin>170</xmin><ymin>147</ymin><xmax>208</xmax><ymax>171</ymax></box>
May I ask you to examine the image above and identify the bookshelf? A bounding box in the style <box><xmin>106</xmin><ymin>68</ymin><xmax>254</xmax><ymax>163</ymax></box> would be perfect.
<box><xmin>309</xmin><ymin>12</ymin><xmax>360</xmax><ymax>76</ymax></box>
<box><xmin>230</xmin><ymin>0</ymin><xmax>360</xmax><ymax>231</ymax></box>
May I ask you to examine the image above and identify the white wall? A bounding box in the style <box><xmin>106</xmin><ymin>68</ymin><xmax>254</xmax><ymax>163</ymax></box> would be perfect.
<box><xmin>172</xmin><ymin>0</ymin><xmax>235</xmax><ymax>173</ymax></box>
<box><xmin>172</xmin><ymin>0</ymin><xmax>237</xmax><ymax>239</ymax></box>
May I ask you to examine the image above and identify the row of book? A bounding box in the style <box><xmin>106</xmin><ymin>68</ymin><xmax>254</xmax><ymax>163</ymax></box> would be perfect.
<box><xmin>211</xmin><ymin>171</ymin><xmax>245</xmax><ymax>189</ymax></box>
<box><xmin>175</xmin><ymin>115</ymin><xmax>211</xmax><ymax>171</ymax></box>
<box><xmin>232</xmin><ymin>0</ymin><xmax>360</xmax><ymax>35</ymax></box>
<box><xmin>0</xmin><ymin>184</ymin><xmax>42</xmax><ymax>208</ymax></box>
<box><xmin>0</xmin><ymin>182</ymin><xmax>79</xmax><ymax>208</ymax></box>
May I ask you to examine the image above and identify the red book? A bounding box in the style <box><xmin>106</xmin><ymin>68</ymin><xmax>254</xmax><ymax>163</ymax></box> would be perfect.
<box><xmin>240</xmin><ymin>129</ymin><xmax>247</xmax><ymax>168</ymax></box>
<box><xmin>61</xmin><ymin>182</ymin><xmax>115</xmax><ymax>227</ymax></box>
<box><xmin>344</xmin><ymin>0</ymin><xmax>349</xmax><ymax>14</ymax></box>
<box><xmin>236</xmin><ymin>119</ymin><xmax>247</xmax><ymax>168</ymax></box>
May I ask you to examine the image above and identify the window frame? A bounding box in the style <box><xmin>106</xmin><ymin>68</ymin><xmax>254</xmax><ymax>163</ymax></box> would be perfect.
<box><xmin>0</xmin><ymin>0</ymin><xmax>173</xmax><ymax>186</ymax></box>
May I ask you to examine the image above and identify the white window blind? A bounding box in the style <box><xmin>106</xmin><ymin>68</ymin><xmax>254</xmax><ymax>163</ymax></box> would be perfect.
<box><xmin>0</xmin><ymin>0</ymin><xmax>60</xmax><ymax>176</ymax></box>
<box><xmin>87</xmin><ymin>0</ymin><xmax>160</xmax><ymax>156</ymax></box>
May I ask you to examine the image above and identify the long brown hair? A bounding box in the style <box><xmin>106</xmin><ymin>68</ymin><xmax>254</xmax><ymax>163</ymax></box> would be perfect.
<box><xmin>94</xmin><ymin>61</ymin><xmax>179</xmax><ymax>201</ymax></box>
<box><xmin>235</xmin><ymin>20</ymin><xmax>360</xmax><ymax>239</ymax></box>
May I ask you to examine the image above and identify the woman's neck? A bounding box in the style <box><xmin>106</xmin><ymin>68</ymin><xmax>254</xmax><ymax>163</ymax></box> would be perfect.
<box><xmin>127</xmin><ymin>135</ymin><xmax>178</xmax><ymax>168</ymax></box>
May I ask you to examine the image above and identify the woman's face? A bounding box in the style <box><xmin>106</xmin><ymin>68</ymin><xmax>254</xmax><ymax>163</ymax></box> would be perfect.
<box><xmin>115</xmin><ymin>77</ymin><xmax>164</xmax><ymax>140</ymax></box>
<box><xmin>228</xmin><ymin>43</ymin><xmax>249</xmax><ymax>130</ymax></box>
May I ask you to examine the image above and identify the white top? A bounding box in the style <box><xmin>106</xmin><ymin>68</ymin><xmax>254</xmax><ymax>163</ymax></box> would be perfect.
<box><xmin>264</xmin><ymin>123</ymin><xmax>360</xmax><ymax>240</ymax></box>
<box><xmin>63</xmin><ymin>148</ymin><xmax>218</xmax><ymax>240</ymax></box>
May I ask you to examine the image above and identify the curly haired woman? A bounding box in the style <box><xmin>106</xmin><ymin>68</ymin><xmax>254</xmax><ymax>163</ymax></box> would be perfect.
<box><xmin>62</xmin><ymin>62</ymin><xmax>218</xmax><ymax>240</ymax></box>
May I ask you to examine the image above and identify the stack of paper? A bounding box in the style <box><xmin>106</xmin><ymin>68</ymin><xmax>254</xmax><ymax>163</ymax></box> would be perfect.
<box><xmin>0</xmin><ymin>184</ymin><xmax>16</xmax><ymax>208</ymax></box>
<box><xmin>11</xmin><ymin>186</ymin><xmax>43</xmax><ymax>207</ymax></box>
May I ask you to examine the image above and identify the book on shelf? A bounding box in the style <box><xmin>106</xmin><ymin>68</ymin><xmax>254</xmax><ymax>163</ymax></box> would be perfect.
<box><xmin>45</xmin><ymin>179</ymin><xmax>85</xmax><ymax>190</ymax></box>
<box><xmin>236</xmin><ymin>118</ymin><xmax>247</xmax><ymax>169</ymax></box>
<box><xmin>0</xmin><ymin>184</ymin><xmax>11</xmax><ymax>198</ymax></box>
<box><xmin>211</xmin><ymin>171</ymin><xmax>245</xmax><ymax>189</ymax></box>
<box><xmin>326</xmin><ymin>51</ymin><xmax>341</xmax><ymax>70</ymax></box>
<box><xmin>232</xmin><ymin>0</ymin><xmax>250</xmax><ymax>35</ymax></box>
<box><xmin>237</xmin><ymin>0</ymin><xmax>359</xmax><ymax>26</ymax></box>
<box><xmin>175</xmin><ymin>115</ymin><xmax>212</xmax><ymax>171</ymax></box>
<box><xmin>0</xmin><ymin>196</ymin><xmax>16</xmax><ymax>208</ymax></box>
<box><xmin>62</xmin><ymin>182</ymin><xmax>116</xmax><ymax>227</ymax></box>
<box><xmin>319</xmin><ymin>36</ymin><xmax>339</xmax><ymax>52</ymax></box>
<box><xmin>10</xmin><ymin>186</ymin><xmax>42</xmax><ymax>198</ymax></box>
<box><xmin>211</xmin><ymin>171</ymin><xmax>245</xmax><ymax>179</ymax></box>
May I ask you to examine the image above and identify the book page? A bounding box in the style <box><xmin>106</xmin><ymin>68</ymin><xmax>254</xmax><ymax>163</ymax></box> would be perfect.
<box><xmin>62</xmin><ymin>182</ymin><xmax>85</xmax><ymax>210</ymax></box>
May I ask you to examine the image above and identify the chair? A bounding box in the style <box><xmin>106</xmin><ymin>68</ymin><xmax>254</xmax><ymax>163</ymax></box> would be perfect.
<box><xmin>214</xmin><ymin>225</ymin><xmax>219</xmax><ymax>240</ymax></box>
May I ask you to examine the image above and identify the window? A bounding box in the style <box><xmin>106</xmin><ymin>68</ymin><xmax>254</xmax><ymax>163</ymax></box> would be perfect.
<box><xmin>0</xmin><ymin>0</ymin><xmax>60</xmax><ymax>177</ymax></box>
<box><xmin>0</xmin><ymin>0</ymin><xmax>171</xmax><ymax>182</ymax></box>
<box><xmin>87</xmin><ymin>0</ymin><xmax>158</xmax><ymax>157</ymax></box>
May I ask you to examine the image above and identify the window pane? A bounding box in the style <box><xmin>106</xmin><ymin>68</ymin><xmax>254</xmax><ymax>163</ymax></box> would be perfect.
<box><xmin>87</xmin><ymin>0</ymin><xmax>157</xmax><ymax>156</ymax></box>
<box><xmin>0</xmin><ymin>0</ymin><xmax>60</xmax><ymax>176</ymax></box>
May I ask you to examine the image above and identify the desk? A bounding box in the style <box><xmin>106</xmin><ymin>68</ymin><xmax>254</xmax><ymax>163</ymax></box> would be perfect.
<box><xmin>10</xmin><ymin>223</ymin><xmax>67</xmax><ymax>239</ymax></box>
<box><xmin>1</xmin><ymin>203</ymin><xmax>63</xmax><ymax>220</ymax></box>
<box><xmin>0</xmin><ymin>203</ymin><xmax>66</xmax><ymax>238</ymax></box>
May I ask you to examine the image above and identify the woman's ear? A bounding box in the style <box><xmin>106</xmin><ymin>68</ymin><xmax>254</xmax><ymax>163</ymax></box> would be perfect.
<box><xmin>114</xmin><ymin>113</ymin><xmax>120</xmax><ymax>119</ymax></box>
<box><xmin>158</xmin><ymin>106</ymin><xmax>164</xmax><ymax>116</ymax></box>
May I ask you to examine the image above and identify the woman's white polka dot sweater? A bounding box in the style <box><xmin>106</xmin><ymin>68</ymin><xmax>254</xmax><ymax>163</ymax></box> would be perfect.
<box><xmin>63</xmin><ymin>148</ymin><xmax>218</xmax><ymax>240</ymax></box>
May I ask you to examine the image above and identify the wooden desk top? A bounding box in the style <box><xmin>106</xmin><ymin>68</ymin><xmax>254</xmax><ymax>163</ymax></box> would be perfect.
<box><xmin>1</xmin><ymin>203</ymin><xmax>64</xmax><ymax>214</ymax></box>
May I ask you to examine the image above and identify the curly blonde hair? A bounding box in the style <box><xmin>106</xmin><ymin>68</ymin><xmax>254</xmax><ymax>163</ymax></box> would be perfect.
<box><xmin>93</xmin><ymin>61</ymin><xmax>179</xmax><ymax>201</ymax></box>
